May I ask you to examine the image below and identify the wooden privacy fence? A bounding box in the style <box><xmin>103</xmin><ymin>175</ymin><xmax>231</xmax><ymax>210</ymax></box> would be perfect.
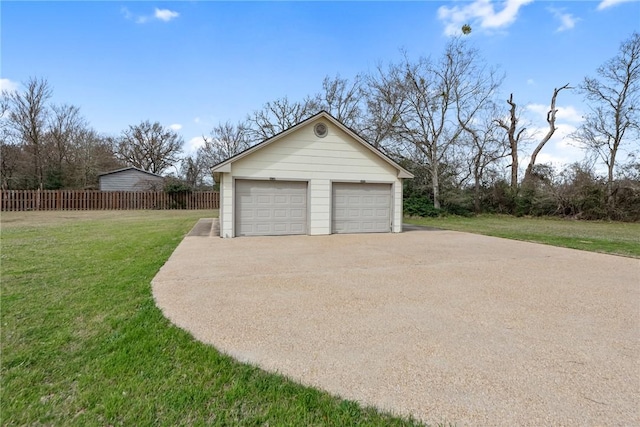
<box><xmin>1</xmin><ymin>190</ymin><xmax>219</xmax><ymax>211</ymax></box>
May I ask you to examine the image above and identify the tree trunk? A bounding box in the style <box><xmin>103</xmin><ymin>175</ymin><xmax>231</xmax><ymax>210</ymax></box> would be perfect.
<box><xmin>496</xmin><ymin>94</ymin><xmax>524</xmax><ymax>193</ymax></box>
<box><xmin>510</xmin><ymin>149</ymin><xmax>518</xmax><ymax>192</ymax></box>
<box><xmin>607</xmin><ymin>162</ymin><xmax>615</xmax><ymax>213</ymax></box>
<box><xmin>474</xmin><ymin>176</ymin><xmax>481</xmax><ymax>213</ymax></box>
<box><xmin>472</xmin><ymin>150</ymin><xmax>483</xmax><ymax>213</ymax></box>
<box><xmin>607</xmin><ymin>141</ymin><xmax>620</xmax><ymax>215</ymax></box>
<box><xmin>432</xmin><ymin>157</ymin><xmax>440</xmax><ymax>210</ymax></box>
<box><xmin>524</xmin><ymin>84</ymin><xmax>571</xmax><ymax>183</ymax></box>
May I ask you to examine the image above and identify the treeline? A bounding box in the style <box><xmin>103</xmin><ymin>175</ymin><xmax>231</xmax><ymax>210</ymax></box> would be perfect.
<box><xmin>0</xmin><ymin>81</ymin><xmax>122</xmax><ymax>190</ymax></box>
<box><xmin>0</xmin><ymin>80</ymin><xmax>186</xmax><ymax>191</ymax></box>
<box><xmin>2</xmin><ymin>31</ymin><xmax>638</xmax><ymax>220</ymax></box>
<box><xmin>195</xmin><ymin>32</ymin><xmax>639</xmax><ymax>221</ymax></box>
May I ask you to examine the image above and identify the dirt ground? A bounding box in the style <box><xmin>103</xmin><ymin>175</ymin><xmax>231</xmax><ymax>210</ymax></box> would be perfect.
<box><xmin>152</xmin><ymin>227</ymin><xmax>639</xmax><ymax>426</ymax></box>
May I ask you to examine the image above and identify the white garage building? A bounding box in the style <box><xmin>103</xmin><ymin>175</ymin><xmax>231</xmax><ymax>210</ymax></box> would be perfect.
<box><xmin>212</xmin><ymin>111</ymin><xmax>413</xmax><ymax>238</ymax></box>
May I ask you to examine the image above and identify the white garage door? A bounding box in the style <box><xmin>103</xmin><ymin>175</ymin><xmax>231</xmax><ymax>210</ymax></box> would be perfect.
<box><xmin>235</xmin><ymin>180</ymin><xmax>308</xmax><ymax>237</ymax></box>
<box><xmin>332</xmin><ymin>183</ymin><xmax>392</xmax><ymax>234</ymax></box>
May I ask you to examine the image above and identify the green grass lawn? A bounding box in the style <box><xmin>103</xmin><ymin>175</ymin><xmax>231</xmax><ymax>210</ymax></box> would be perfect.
<box><xmin>405</xmin><ymin>214</ymin><xmax>640</xmax><ymax>258</ymax></box>
<box><xmin>1</xmin><ymin>211</ymin><xmax>424</xmax><ymax>426</ymax></box>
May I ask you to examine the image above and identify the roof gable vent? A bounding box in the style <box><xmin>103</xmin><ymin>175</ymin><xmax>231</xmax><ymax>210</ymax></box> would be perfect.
<box><xmin>314</xmin><ymin>122</ymin><xmax>328</xmax><ymax>138</ymax></box>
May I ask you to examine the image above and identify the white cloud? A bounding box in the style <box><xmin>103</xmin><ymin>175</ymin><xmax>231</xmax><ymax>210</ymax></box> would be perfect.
<box><xmin>527</xmin><ymin>78</ymin><xmax>535</xmax><ymax>85</ymax></box>
<box><xmin>597</xmin><ymin>0</ymin><xmax>636</xmax><ymax>11</ymax></box>
<box><xmin>526</xmin><ymin>103</ymin><xmax>548</xmax><ymax>117</ymax></box>
<box><xmin>526</xmin><ymin>103</ymin><xmax>583</xmax><ymax>124</ymax></box>
<box><xmin>169</xmin><ymin>124</ymin><xmax>183</xmax><ymax>131</ymax></box>
<box><xmin>521</xmin><ymin>100</ymin><xmax>589</xmax><ymax>166</ymax></box>
<box><xmin>437</xmin><ymin>0</ymin><xmax>534</xmax><ymax>36</ymax></box>
<box><xmin>0</xmin><ymin>78</ymin><xmax>19</xmax><ymax>93</ymax></box>
<box><xmin>548</xmin><ymin>7</ymin><xmax>580</xmax><ymax>32</ymax></box>
<box><xmin>555</xmin><ymin>106</ymin><xmax>583</xmax><ymax>123</ymax></box>
<box><xmin>193</xmin><ymin>117</ymin><xmax>201</xmax><ymax>124</ymax></box>
<box><xmin>120</xmin><ymin>7</ymin><xmax>133</xmax><ymax>20</ymax></box>
<box><xmin>522</xmin><ymin>123</ymin><xmax>585</xmax><ymax>166</ymax></box>
<box><xmin>186</xmin><ymin>136</ymin><xmax>206</xmax><ymax>154</ymax></box>
<box><xmin>121</xmin><ymin>7</ymin><xmax>179</xmax><ymax>24</ymax></box>
<box><xmin>154</xmin><ymin>8</ymin><xmax>180</xmax><ymax>22</ymax></box>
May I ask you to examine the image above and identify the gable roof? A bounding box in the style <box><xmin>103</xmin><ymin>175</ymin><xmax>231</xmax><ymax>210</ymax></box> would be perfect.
<box><xmin>98</xmin><ymin>167</ymin><xmax>163</xmax><ymax>178</ymax></box>
<box><xmin>212</xmin><ymin>111</ymin><xmax>414</xmax><ymax>179</ymax></box>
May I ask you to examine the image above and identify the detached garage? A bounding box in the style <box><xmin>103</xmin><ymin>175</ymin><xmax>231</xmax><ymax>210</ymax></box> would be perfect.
<box><xmin>212</xmin><ymin>111</ymin><xmax>413</xmax><ymax>238</ymax></box>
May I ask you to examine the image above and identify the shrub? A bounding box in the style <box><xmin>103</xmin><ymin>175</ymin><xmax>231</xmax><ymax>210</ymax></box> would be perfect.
<box><xmin>164</xmin><ymin>179</ymin><xmax>192</xmax><ymax>194</ymax></box>
<box><xmin>444</xmin><ymin>202</ymin><xmax>473</xmax><ymax>217</ymax></box>
<box><xmin>403</xmin><ymin>195</ymin><xmax>441</xmax><ymax>217</ymax></box>
<box><xmin>164</xmin><ymin>178</ymin><xmax>192</xmax><ymax>209</ymax></box>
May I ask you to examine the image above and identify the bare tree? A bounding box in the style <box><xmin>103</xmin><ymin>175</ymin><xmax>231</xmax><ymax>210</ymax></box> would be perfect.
<box><xmin>314</xmin><ymin>74</ymin><xmax>364</xmax><ymax>130</ymax></box>
<box><xmin>453</xmin><ymin>51</ymin><xmax>505</xmax><ymax>211</ymax></box>
<box><xmin>0</xmin><ymin>96</ymin><xmax>17</xmax><ymax>189</ymax></box>
<box><xmin>362</xmin><ymin>63</ymin><xmax>405</xmax><ymax>148</ymax></box>
<box><xmin>197</xmin><ymin>120</ymin><xmax>251</xmax><ymax>184</ymax></box>
<box><xmin>370</xmin><ymin>39</ymin><xmax>501</xmax><ymax>209</ymax></box>
<box><xmin>458</xmin><ymin>105</ymin><xmax>509</xmax><ymax>212</ymax></box>
<box><xmin>496</xmin><ymin>94</ymin><xmax>527</xmax><ymax>192</ymax></box>
<box><xmin>1</xmin><ymin>80</ymin><xmax>121</xmax><ymax>189</ymax></box>
<box><xmin>571</xmin><ymin>32</ymin><xmax>640</xmax><ymax>213</ymax></box>
<box><xmin>4</xmin><ymin>77</ymin><xmax>52</xmax><ymax>188</ymax></box>
<box><xmin>0</xmin><ymin>94</ymin><xmax>9</xmax><ymax>139</ymax></box>
<box><xmin>0</xmin><ymin>142</ymin><xmax>27</xmax><ymax>190</ymax></box>
<box><xmin>68</xmin><ymin>129</ymin><xmax>122</xmax><ymax>188</ymax></box>
<box><xmin>116</xmin><ymin>120</ymin><xmax>183</xmax><ymax>174</ymax></box>
<box><xmin>44</xmin><ymin>104</ymin><xmax>89</xmax><ymax>187</ymax></box>
<box><xmin>180</xmin><ymin>154</ymin><xmax>207</xmax><ymax>189</ymax></box>
<box><xmin>198</xmin><ymin>121</ymin><xmax>251</xmax><ymax>166</ymax></box>
<box><xmin>523</xmin><ymin>83</ymin><xmax>572</xmax><ymax>183</ymax></box>
<box><xmin>246</xmin><ymin>96</ymin><xmax>318</xmax><ymax>141</ymax></box>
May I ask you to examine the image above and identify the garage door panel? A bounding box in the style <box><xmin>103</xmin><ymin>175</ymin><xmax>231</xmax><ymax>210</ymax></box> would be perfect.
<box><xmin>290</xmin><ymin>208</ymin><xmax>305</xmax><ymax>218</ymax></box>
<box><xmin>273</xmin><ymin>223</ymin><xmax>288</xmax><ymax>233</ymax></box>
<box><xmin>361</xmin><ymin>209</ymin><xmax>375</xmax><ymax>218</ymax></box>
<box><xmin>257</xmin><ymin>209</ymin><xmax>272</xmax><ymax>218</ymax></box>
<box><xmin>289</xmin><ymin>223</ymin><xmax>305</xmax><ymax>233</ymax></box>
<box><xmin>361</xmin><ymin>195</ymin><xmax>376</xmax><ymax>204</ymax></box>
<box><xmin>332</xmin><ymin>183</ymin><xmax>391</xmax><ymax>234</ymax></box>
<box><xmin>255</xmin><ymin>224</ymin><xmax>271</xmax><ymax>233</ymax></box>
<box><xmin>235</xmin><ymin>180</ymin><xmax>308</xmax><ymax>237</ymax></box>
<box><xmin>374</xmin><ymin>195</ymin><xmax>389</xmax><ymax>204</ymax></box>
<box><xmin>240</xmin><ymin>211</ymin><xmax>254</xmax><ymax>220</ymax></box>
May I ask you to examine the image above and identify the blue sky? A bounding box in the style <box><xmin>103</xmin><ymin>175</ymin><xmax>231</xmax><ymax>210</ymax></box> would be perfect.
<box><xmin>2</xmin><ymin>0</ymin><xmax>639</xmax><ymax>168</ymax></box>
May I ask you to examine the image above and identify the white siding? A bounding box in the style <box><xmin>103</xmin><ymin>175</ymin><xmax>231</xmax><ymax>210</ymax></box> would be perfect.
<box><xmin>218</xmin><ymin>173</ymin><xmax>225</xmax><ymax>237</ymax></box>
<box><xmin>219</xmin><ymin>118</ymin><xmax>404</xmax><ymax>237</ymax></box>
<box><xmin>392</xmin><ymin>181</ymin><xmax>402</xmax><ymax>233</ymax></box>
<box><xmin>220</xmin><ymin>172</ymin><xmax>233</xmax><ymax>238</ymax></box>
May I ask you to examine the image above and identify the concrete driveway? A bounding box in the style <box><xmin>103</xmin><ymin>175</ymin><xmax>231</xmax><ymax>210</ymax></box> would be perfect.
<box><xmin>152</xmin><ymin>225</ymin><xmax>639</xmax><ymax>426</ymax></box>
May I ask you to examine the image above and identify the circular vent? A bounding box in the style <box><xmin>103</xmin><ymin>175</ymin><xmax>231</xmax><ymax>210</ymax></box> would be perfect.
<box><xmin>314</xmin><ymin>122</ymin><xmax>328</xmax><ymax>138</ymax></box>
